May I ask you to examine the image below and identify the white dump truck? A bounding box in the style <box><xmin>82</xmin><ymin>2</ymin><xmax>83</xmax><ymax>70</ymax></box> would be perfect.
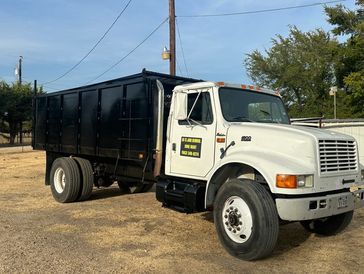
<box><xmin>33</xmin><ymin>70</ymin><xmax>364</xmax><ymax>260</ymax></box>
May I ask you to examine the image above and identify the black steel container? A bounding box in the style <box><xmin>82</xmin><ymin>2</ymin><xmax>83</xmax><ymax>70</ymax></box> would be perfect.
<box><xmin>33</xmin><ymin>70</ymin><xmax>200</xmax><ymax>184</ymax></box>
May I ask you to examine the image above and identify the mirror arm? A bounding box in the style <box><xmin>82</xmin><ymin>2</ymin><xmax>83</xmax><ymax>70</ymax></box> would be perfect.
<box><xmin>187</xmin><ymin>90</ymin><xmax>202</xmax><ymax>119</ymax></box>
<box><xmin>189</xmin><ymin>118</ymin><xmax>207</xmax><ymax>129</ymax></box>
<box><xmin>186</xmin><ymin>118</ymin><xmax>192</xmax><ymax>127</ymax></box>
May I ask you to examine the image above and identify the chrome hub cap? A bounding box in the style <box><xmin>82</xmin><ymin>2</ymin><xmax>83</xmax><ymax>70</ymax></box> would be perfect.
<box><xmin>222</xmin><ymin>196</ymin><xmax>253</xmax><ymax>243</ymax></box>
<box><xmin>54</xmin><ymin>167</ymin><xmax>66</xmax><ymax>194</ymax></box>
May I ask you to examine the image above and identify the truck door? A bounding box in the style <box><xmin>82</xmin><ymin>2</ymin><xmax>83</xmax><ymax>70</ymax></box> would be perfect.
<box><xmin>168</xmin><ymin>89</ymin><xmax>216</xmax><ymax>178</ymax></box>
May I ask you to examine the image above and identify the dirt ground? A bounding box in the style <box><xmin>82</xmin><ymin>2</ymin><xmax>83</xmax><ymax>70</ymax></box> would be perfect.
<box><xmin>0</xmin><ymin>148</ymin><xmax>363</xmax><ymax>273</ymax></box>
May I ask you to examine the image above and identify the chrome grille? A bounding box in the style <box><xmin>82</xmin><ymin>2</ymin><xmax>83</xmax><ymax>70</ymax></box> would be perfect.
<box><xmin>319</xmin><ymin>140</ymin><xmax>357</xmax><ymax>174</ymax></box>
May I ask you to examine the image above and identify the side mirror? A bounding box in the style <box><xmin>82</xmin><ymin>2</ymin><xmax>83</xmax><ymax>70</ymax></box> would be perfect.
<box><xmin>174</xmin><ymin>92</ymin><xmax>188</xmax><ymax>120</ymax></box>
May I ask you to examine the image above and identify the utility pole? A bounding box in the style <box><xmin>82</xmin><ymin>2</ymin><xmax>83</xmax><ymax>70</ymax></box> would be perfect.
<box><xmin>18</xmin><ymin>56</ymin><xmax>23</xmax><ymax>84</ymax></box>
<box><xmin>31</xmin><ymin>80</ymin><xmax>37</xmax><ymax>148</ymax></box>
<box><xmin>334</xmin><ymin>91</ymin><xmax>337</xmax><ymax>119</ymax></box>
<box><xmin>169</xmin><ymin>0</ymin><xmax>176</xmax><ymax>76</ymax></box>
<box><xmin>329</xmin><ymin>86</ymin><xmax>337</xmax><ymax>119</ymax></box>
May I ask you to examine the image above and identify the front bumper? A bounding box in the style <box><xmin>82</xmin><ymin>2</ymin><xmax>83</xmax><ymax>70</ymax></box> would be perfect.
<box><xmin>276</xmin><ymin>188</ymin><xmax>364</xmax><ymax>221</ymax></box>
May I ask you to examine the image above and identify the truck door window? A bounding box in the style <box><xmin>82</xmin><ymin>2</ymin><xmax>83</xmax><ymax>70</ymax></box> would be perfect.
<box><xmin>179</xmin><ymin>92</ymin><xmax>213</xmax><ymax>125</ymax></box>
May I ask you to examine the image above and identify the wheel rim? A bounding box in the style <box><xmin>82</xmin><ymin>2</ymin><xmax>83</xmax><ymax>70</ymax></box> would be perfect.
<box><xmin>222</xmin><ymin>196</ymin><xmax>253</xmax><ymax>243</ymax></box>
<box><xmin>54</xmin><ymin>167</ymin><xmax>66</xmax><ymax>194</ymax></box>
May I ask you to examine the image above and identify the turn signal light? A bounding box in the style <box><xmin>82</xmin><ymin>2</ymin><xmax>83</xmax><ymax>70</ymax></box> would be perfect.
<box><xmin>276</xmin><ymin>175</ymin><xmax>297</xmax><ymax>188</ymax></box>
<box><xmin>216</xmin><ymin>138</ymin><xmax>225</xmax><ymax>143</ymax></box>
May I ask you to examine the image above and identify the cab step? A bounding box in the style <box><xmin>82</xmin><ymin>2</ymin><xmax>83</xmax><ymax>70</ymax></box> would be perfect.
<box><xmin>156</xmin><ymin>179</ymin><xmax>206</xmax><ymax>213</ymax></box>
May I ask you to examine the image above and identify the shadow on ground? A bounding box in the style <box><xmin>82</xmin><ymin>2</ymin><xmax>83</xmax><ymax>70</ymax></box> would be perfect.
<box><xmin>87</xmin><ymin>183</ymin><xmax>156</xmax><ymax>201</ymax></box>
<box><xmin>200</xmin><ymin>211</ymin><xmax>311</xmax><ymax>258</ymax></box>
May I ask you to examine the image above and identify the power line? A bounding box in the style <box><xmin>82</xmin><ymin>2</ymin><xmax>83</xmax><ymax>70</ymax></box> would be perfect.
<box><xmin>41</xmin><ymin>82</ymin><xmax>69</xmax><ymax>91</ymax></box>
<box><xmin>43</xmin><ymin>82</ymin><xmax>66</xmax><ymax>90</ymax></box>
<box><xmin>43</xmin><ymin>85</ymin><xmax>61</xmax><ymax>92</ymax></box>
<box><xmin>42</xmin><ymin>0</ymin><xmax>133</xmax><ymax>85</ymax></box>
<box><xmin>176</xmin><ymin>59</ymin><xmax>184</xmax><ymax>76</ymax></box>
<box><xmin>176</xmin><ymin>18</ymin><xmax>189</xmax><ymax>77</ymax></box>
<box><xmin>178</xmin><ymin>0</ymin><xmax>347</xmax><ymax>18</ymax></box>
<box><xmin>85</xmin><ymin>17</ymin><xmax>169</xmax><ymax>84</ymax></box>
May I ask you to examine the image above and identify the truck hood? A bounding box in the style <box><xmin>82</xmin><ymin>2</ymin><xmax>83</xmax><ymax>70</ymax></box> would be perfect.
<box><xmin>225</xmin><ymin>122</ymin><xmax>359</xmax><ymax>193</ymax></box>
<box><xmin>226</xmin><ymin>122</ymin><xmax>356</xmax><ymax>171</ymax></box>
<box><xmin>227</xmin><ymin>122</ymin><xmax>355</xmax><ymax>144</ymax></box>
<box><xmin>230</xmin><ymin>123</ymin><xmax>354</xmax><ymax>140</ymax></box>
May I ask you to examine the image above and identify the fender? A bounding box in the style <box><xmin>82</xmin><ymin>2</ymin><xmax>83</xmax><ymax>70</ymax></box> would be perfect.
<box><xmin>205</xmin><ymin>148</ymin><xmax>316</xmax><ymax>208</ymax></box>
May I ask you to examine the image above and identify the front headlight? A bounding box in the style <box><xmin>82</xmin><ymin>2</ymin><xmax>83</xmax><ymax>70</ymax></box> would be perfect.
<box><xmin>276</xmin><ymin>174</ymin><xmax>314</xmax><ymax>188</ymax></box>
<box><xmin>297</xmin><ymin>175</ymin><xmax>314</xmax><ymax>188</ymax></box>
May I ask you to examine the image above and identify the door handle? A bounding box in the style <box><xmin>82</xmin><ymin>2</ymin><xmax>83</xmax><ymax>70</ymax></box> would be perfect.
<box><xmin>172</xmin><ymin>143</ymin><xmax>176</xmax><ymax>151</ymax></box>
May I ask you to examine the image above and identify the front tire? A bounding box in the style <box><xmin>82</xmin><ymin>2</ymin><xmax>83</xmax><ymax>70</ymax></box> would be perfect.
<box><xmin>300</xmin><ymin>211</ymin><xmax>353</xmax><ymax>236</ymax></box>
<box><xmin>213</xmin><ymin>179</ymin><xmax>279</xmax><ymax>261</ymax></box>
<box><xmin>50</xmin><ymin>157</ymin><xmax>81</xmax><ymax>203</ymax></box>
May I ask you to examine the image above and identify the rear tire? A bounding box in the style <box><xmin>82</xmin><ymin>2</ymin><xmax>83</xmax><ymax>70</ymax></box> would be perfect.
<box><xmin>300</xmin><ymin>211</ymin><xmax>353</xmax><ymax>236</ymax></box>
<box><xmin>73</xmin><ymin>157</ymin><xmax>94</xmax><ymax>201</ymax></box>
<box><xmin>213</xmin><ymin>179</ymin><xmax>279</xmax><ymax>261</ymax></box>
<box><xmin>50</xmin><ymin>157</ymin><xmax>81</xmax><ymax>203</ymax></box>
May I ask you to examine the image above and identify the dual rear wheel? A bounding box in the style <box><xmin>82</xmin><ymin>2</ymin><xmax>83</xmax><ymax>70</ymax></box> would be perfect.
<box><xmin>50</xmin><ymin>157</ymin><xmax>93</xmax><ymax>203</ymax></box>
<box><xmin>50</xmin><ymin>157</ymin><xmax>153</xmax><ymax>203</ymax></box>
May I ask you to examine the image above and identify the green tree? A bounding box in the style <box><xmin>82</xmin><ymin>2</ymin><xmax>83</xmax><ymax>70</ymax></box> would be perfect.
<box><xmin>325</xmin><ymin>0</ymin><xmax>364</xmax><ymax>116</ymax></box>
<box><xmin>245</xmin><ymin>27</ymin><xmax>340</xmax><ymax>118</ymax></box>
<box><xmin>0</xmin><ymin>82</ymin><xmax>35</xmax><ymax>144</ymax></box>
<box><xmin>0</xmin><ymin>81</ymin><xmax>11</xmax><ymax>137</ymax></box>
<box><xmin>0</xmin><ymin>81</ymin><xmax>10</xmax><ymax>117</ymax></box>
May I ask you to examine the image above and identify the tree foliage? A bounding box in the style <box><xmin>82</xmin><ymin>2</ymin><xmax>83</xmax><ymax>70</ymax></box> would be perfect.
<box><xmin>245</xmin><ymin>1</ymin><xmax>364</xmax><ymax>118</ymax></box>
<box><xmin>0</xmin><ymin>81</ymin><xmax>42</xmax><ymax>144</ymax></box>
<box><xmin>245</xmin><ymin>27</ymin><xmax>339</xmax><ymax>118</ymax></box>
<box><xmin>325</xmin><ymin>0</ymin><xmax>364</xmax><ymax>116</ymax></box>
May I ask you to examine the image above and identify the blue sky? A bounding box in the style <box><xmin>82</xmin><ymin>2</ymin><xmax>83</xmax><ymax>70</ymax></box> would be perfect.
<box><xmin>0</xmin><ymin>0</ymin><xmax>357</xmax><ymax>92</ymax></box>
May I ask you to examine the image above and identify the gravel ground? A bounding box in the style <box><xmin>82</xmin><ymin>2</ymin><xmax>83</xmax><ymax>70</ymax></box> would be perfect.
<box><xmin>0</xmin><ymin>148</ymin><xmax>363</xmax><ymax>273</ymax></box>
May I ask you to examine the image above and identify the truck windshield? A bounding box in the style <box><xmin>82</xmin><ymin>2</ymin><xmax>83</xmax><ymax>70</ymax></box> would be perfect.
<box><xmin>219</xmin><ymin>87</ymin><xmax>290</xmax><ymax>124</ymax></box>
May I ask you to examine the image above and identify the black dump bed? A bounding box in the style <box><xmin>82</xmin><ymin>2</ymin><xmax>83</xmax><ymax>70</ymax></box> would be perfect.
<box><xmin>33</xmin><ymin>70</ymin><xmax>200</xmax><ymax>163</ymax></box>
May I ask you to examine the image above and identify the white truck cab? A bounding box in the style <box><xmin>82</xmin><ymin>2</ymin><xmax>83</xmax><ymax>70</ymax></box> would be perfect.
<box><xmin>157</xmin><ymin>81</ymin><xmax>364</xmax><ymax>260</ymax></box>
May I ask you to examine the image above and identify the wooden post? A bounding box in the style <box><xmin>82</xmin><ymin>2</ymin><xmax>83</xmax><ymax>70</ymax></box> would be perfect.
<box><xmin>169</xmin><ymin>0</ymin><xmax>176</xmax><ymax>76</ymax></box>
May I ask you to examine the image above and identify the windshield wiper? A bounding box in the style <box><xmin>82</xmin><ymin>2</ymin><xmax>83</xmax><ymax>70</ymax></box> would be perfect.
<box><xmin>258</xmin><ymin>110</ymin><xmax>281</xmax><ymax>123</ymax></box>
<box><xmin>230</xmin><ymin>116</ymin><xmax>253</xmax><ymax>122</ymax></box>
<box><xmin>260</xmin><ymin>110</ymin><xmax>271</xmax><ymax>117</ymax></box>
